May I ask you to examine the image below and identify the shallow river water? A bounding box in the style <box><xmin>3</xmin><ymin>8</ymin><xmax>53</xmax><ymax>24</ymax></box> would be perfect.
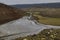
<box><xmin>0</xmin><ymin>16</ymin><xmax>60</xmax><ymax>40</ymax></box>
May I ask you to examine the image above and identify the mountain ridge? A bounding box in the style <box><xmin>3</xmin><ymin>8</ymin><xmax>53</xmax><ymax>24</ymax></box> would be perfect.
<box><xmin>11</xmin><ymin>2</ymin><xmax>60</xmax><ymax>8</ymax></box>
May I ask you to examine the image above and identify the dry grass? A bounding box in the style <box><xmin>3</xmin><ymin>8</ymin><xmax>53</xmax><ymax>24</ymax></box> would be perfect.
<box><xmin>0</xmin><ymin>3</ymin><xmax>25</xmax><ymax>24</ymax></box>
<box><xmin>33</xmin><ymin>14</ymin><xmax>60</xmax><ymax>26</ymax></box>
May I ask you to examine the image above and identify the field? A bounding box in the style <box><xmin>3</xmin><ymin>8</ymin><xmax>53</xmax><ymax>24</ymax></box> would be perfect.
<box><xmin>33</xmin><ymin>13</ymin><xmax>60</xmax><ymax>26</ymax></box>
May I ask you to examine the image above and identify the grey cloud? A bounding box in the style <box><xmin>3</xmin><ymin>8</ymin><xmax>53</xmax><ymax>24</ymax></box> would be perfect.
<box><xmin>0</xmin><ymin>0</ymin><xmax>60</xmax><ymax>5</ymax></box>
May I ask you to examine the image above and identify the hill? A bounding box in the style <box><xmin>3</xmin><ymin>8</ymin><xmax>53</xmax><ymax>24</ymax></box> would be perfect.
<box><xmin>0</xmin><ymin>3</ymin><xmax>25</xmax><ymax>24</ymax></box>
<box><xmin>11</xmin><ymin>2</ymin><xmax>60</xmax><ymax>8</ymax></box>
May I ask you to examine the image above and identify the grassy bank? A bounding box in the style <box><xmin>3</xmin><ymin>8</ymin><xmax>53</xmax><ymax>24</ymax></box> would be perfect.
<box><xmin>15</xmin><ymin>29</ymin><xmax>60</xmax><ymax>40</ymax></box>
<box><xmin>33</xmin><ymin>14</ymin><xmax>60</xmax><ymax>26</ymax></box>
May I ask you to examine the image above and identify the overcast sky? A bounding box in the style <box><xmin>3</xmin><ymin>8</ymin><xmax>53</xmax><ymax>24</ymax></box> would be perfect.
<box><xmin>0</xmin><ymin>0</ymin><xmax>60</xmax><ymax>5</ymax></box>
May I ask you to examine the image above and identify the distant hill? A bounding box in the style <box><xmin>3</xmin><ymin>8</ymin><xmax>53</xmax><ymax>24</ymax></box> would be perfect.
<box><xmin>11</xmin><ymin>2</ymin><xmax>60</xmax><ymax>8</ymax></box>
<box><xmin>0</xmin><ymin>3</ymin><xmax>25</xmax><ymax>24</ymax></box>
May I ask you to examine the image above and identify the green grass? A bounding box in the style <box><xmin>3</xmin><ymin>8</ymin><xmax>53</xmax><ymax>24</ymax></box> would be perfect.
<box><xmin>33</xmin><ymin>14</ymin><xmax>60</xmax><ymax>26</ymax></box>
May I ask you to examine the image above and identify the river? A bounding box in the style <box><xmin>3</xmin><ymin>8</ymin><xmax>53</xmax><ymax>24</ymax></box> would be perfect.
<box><xmin>0</xmin><ymin>16</ymin><xmax>60</xmax><ymax>40</ymax></box>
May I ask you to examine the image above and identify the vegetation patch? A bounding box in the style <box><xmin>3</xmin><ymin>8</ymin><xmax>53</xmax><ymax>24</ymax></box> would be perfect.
<box><xmin>15</xmin><ymin>29</ymin><xmax>60</xmax><ymax>40</ymax></box>
<box><xmin>33</xmin><ymin>14</ymin><xmax>60</xmax><ymax>26</ymax></box>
